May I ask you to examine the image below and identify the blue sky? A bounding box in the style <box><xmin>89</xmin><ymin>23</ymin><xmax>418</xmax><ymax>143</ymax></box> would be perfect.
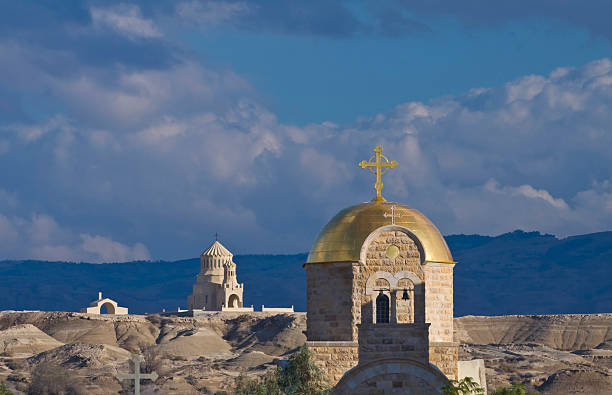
<box><xmin>1</xmin><ymin>1</ymin><xmax>612</xmax><ymax>261</ymax></box>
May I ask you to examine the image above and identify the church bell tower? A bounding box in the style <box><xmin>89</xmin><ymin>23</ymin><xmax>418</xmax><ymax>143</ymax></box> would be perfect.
<box><xmin>304</xmin><ymin>146</ymin><xmax>458</xmax><ymax>394</ymax></box>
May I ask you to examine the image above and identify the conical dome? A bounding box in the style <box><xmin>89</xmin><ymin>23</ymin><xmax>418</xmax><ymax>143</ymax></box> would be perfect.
<box><xmin>201</xmin><ymin>241</ymin><xmax>233</xmax><ymax>258</ymax></box>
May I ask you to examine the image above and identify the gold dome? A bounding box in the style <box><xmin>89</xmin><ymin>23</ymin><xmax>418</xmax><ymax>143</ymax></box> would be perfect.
<box><xmin>306</xmin><ymin>201</ymin><xmax>454</xmax><ymax>264</ymax></box>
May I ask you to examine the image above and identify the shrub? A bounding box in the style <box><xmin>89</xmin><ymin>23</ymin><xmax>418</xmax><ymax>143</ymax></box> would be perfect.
<box><xmin>0</xmin><ymin>382</ymin><xmax>13</xmax><ymax>395</ymax></box>
<box><xmin>442</xmin><ymin>377</ymin><xmax>485</xmax><ymax>395</ymax></box>
<box><xmin>141</xmin><ymin>346</ymin><xmax>163</xmax><ymax>378</ymax></box>
<box><xmin>234</xmin><ymin>346</ymin><xmax>330</xmax><ymax>395</ymax></box>
<box><xmin>28</xmin><ymin>362</ymin><xmax>86</xmax><ymax>395</ymax></box>
<box><xmin>492</xmin><ymin>383</ymin><xmax>539</xmax><ymax>395</ymax></box>
<box><xmin>235</xmin><ymin>370</ymin><xmax>282</xmax><ymax>395</ymax></box>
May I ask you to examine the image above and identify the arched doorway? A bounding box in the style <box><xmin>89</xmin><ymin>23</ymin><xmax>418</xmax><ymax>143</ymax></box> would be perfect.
<box><xmin>100</xmin><ymin>302</ymin><xmax>116</xmax><ymax>314</ymax></box>
<box><xmin>228</xmin><ymin>294</ymin><xmax>241</xmax><ymax>308</ymax></box>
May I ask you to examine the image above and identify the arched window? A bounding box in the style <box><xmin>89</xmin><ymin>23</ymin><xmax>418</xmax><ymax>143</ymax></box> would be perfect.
<box><xmin>376</xmin><ymin>292</ymin><xmax>390</xmax><ymax>323</ymax></box>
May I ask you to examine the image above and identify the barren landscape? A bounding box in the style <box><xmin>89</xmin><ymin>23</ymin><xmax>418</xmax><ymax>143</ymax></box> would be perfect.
<box><xmin>0</xmin><ymin>311</ymin><xmax>611</xmax><ymax>394</ymax></box>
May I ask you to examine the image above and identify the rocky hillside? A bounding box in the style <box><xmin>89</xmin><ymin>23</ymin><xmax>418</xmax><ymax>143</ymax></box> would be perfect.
<box><xmin>0</xmin><ymin>311</ymin><xmax>611</xmax><ymax>394</ymax></box>
<box><xmin>456</xmin><ymin>314</ymin><xmax>612</xmax><ymax>393</ymax></box>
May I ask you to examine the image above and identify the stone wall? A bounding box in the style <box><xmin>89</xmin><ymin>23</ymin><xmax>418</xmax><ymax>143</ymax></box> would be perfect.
<box><xmin>305</xmin><ymin>262</ymin><xmax>355</xmax><ymax>341</ymax></box>
<box><xmin>346</xmin><ymin>372</ymin><xmax>440</xmax><ymax>395</ymax></box>
<box><xmin>334</xmin><ymin>359</ymin><xmax>448</xmax><ymax>395</ymax></box>
<box><xmin>305</xmin><ymin>226</ymin><xmax>459</xmax><ymax>386</ymax></box>
<box><xmin>357</xmin><ymin>323</ymin><xmax>429</xmax><ymax>363</ymax></box>
<box><xmin>306</xmin><ymin>341</ymin><xmax>359</xmax><ymax>386</ymax></box>
<box><xmin>353</xmin><ymin>230</ymin><xmax>424</xmax><ymax>337</ymax></box>
<box><xmin>188</xmin><ymin>282</ymin><xmax>221</xmax><ymax>310</ymax></box>
<box><xmin>424</xmin><ymin>262</ymin><xmax>455</xmax><ymax>343</ymax></box>
<box><xmin>429</xmin><ymin>342</ymin><xmax>459</xmax><ymax>380</ymax></box>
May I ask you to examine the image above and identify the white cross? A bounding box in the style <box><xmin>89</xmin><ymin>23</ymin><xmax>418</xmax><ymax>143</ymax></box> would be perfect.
<box><xmin>383</xmin><ymin>205</ymin><xmax>401</xmax><ymax>225</ymax></box>
<box><xmin>118</xmin><ymin>354</ymin><xmax>158</xmax><ymax>395</ymax></box>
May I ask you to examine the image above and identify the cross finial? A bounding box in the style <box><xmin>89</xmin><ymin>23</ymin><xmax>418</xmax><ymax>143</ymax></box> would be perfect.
<box><xmin>215</xmin><ymin>232</ymin><xmax>218</xmax><ymax>241</ymax></box>
<box><xmin>359</xmin><ymin>145</ymin><xmax>398</xmax><ymax>203</ymax></box>
<box><xmin>384</xmin><ymin>205</ymin><xmax>402</xmax><ymax>225</ymax></box>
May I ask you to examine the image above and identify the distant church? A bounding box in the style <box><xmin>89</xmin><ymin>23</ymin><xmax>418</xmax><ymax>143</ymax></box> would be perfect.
<box><xmin>304</xmin><ymin>146</ymin><xmax>484</xmax><ymax>394</ymax></box>
<box><xmin>188</xmin><ymin>239</ymin><xmax>249</xmax><ymax>311</ymax></box>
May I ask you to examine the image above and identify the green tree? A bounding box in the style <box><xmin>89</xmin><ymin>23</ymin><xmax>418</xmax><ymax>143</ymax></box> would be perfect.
<box><xmin>441</xmin><ymin>377</ymin><xmax>485</xmax><ymax>395</ymax></box>
<box><xmin>0</xmin><ymin>382</ymin><xmax>13</xmax><ymax>395</ymax></box>
<box><xmin>492</xmin><ymin>383</ymin><xmax>539</xmax><ymax>395</ymax></box>
<box><xmin>235</xmin><ymin>370</ymin><xmax>282</xmax><ymax>395</ymax></box>
<box><xmin>234</xmin><ymin>346</ymin><xmax>330</xmax><ymax>395</ymax></box>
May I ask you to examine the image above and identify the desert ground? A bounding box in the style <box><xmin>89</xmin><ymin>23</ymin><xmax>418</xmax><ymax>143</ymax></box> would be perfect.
<box><xmin>0</xmin><ymin>311</ymin><xmax>611</xmax><ymax>394</ymax></box>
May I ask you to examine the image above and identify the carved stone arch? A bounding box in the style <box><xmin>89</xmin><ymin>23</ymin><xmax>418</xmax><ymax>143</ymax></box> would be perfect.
<box><xmin>365</xmin><ymin>271</ymin><xmax>396</xmax><ymax>292</ymax></box>
<box><xmin>394</xmin><ymin>270</ymin><xmax>423</xmax><ymax>286</ymax></box>
<box><xmin>335</xmin><ymin>358</ymin><xmax>447</xmax><ymax>394</ymax></box>
<box><xmin>228</xmin><ymin>294</ymin><xmax>241</xmax><ymax>308</ymax></box>
<box><xmin>359</xmin><ymin>225</ymin><xmax>426</xmax><ymax>265</ymax></box>
<box><xmin>394</xmin><ymin>271</ymin><xmax>425</xmax><ymax>323</ymax></box>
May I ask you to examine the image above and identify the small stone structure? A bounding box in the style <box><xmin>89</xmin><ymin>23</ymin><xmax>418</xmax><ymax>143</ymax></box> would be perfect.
<box><xmin>261</xmin><ymin>305</ymin><xmax>294</xmax><ymax>313</ymax></box>
<box><xmin>458</xmin><ymin>359</ymin><xmax>488</xmax><ymax>395</ymax></box>
<box><xmin>80</xmin><ymin>292</ymin><xmax>128</xmax><ymax>315</ymax></box>
<box><xmin>188</xmin><ymin>240</ymin><xmax>253</xmax><ymax>312</ymax></box>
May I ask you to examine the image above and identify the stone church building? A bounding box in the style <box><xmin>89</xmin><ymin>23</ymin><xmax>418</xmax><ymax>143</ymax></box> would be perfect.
<box><xmin>304</xmin><ymin>146</ymin><xmax>469</xmax><ymax>394</ymax></box>
<box><xmin>187</xmin><ymin>240</ymin><xmax>247</xmax><ymax>311</ymax></box>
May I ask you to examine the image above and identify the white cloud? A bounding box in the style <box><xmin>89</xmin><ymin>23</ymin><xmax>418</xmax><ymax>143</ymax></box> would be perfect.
<box><xmin>90</xmin><ymin>4</ymin><xmax>162</xmax><ymax>39</ymax></box>
<box><xmin>0</xmin><ymin>211</ymin><xmax>150</xmax><ymax>263</ymax></box>
<box><xmin>177</xmin><ymin>1</ymin><xmax>248</xmax><ymax>25</ymax></box>
<box><xmin>485</xmin><ymin>179</ymin><xmax>569</xmax><ymax>210</ymax></box>
<box><xmin>80</xmin><ymin>234</ymin><xmax>150</xmax><ymax>263</ymax></box>
<box><xmin>2</xmin><ymin>115</ymin><xmax>72</xmax><ymax>143</ymax></box>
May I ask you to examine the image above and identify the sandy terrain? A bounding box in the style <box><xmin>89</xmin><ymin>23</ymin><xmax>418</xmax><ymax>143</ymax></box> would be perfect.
<box><xmin>456</xmin><ymin>314</ymin><xmax>612</xmax><ymax>394</ymax></box>
<box><xmin>0</xmin><ymin>311</ymin><xmax>610</xmax><ymax>394</ymax></box>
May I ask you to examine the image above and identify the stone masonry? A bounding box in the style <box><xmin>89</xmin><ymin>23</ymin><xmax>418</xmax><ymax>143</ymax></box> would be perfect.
<box><xmin>357</xmin><ymin>323</ymin><xmax>430</xmax><ymax>363</ymax></box>
<box><xmin>306</xmin><ymin>341</ymin><xmax>359</xmax><ymax>385</ymax></box>
<box><xmin>424</xmin><ymin>262</ymin><xmax>455</xmax><ymax>343</ymax></box>
<box><xmin>430</xmin><ymin>342</ymin><xmax>459</xmax><ymax>381</ymax></box>
<box><xmin>306</xmin><ymin>262</ymin><xmax>354</xmax><ymax>341</ymax></box>
<box><xmin>305</xmin><ymin>199</ymin><xmax>460</xmax><ymax>390</ymax></box>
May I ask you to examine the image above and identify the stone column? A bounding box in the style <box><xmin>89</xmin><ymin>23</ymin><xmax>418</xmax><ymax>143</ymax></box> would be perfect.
<box><xmin>390</xmin><ymin>290</ymin><xmax>398</xmax><ymax>324</ymax></box>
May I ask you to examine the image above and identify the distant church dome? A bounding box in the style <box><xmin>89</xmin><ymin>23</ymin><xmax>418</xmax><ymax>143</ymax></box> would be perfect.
<box><xmin>201</xmin><ymin>241</ymin><xmax>233</xmax><ymax>258</ymax></box>
<box><xmin>306</xmin><ymin>201</ymin><xmax>453</xmax><ymax>264</ymax></box>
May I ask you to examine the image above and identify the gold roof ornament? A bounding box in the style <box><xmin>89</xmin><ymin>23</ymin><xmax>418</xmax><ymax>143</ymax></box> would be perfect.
<box><xmin>306</xmin><ymin>145</ymin><xmax>454</xmax><ymax>265</ymax></box>
<box><xmin>359</xmin><ymin>145</ymin><xmax>397</xmax><ymax>203</ymax></box>
<box><xmin>306</xmin><ymin>202</ymin><xmax>454</xmax><ymax>264</ymax></box>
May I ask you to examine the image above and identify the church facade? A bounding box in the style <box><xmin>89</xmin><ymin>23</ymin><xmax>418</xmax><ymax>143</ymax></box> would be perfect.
<box><xmin>188</xmin><ymin>240</ymin><xmax>246</xmax><ymax>311</ymax></box>
<box><xmin>304</xmin><ymin>146</ymin><xmax>459</xmax><ymax>394</ymax></box>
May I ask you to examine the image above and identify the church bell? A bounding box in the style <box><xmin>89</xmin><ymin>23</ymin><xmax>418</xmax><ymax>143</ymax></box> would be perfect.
<box><xmin>402</xmin><ymin>288</ymin><xmax>409</xmax><ymax>300</ymax></box>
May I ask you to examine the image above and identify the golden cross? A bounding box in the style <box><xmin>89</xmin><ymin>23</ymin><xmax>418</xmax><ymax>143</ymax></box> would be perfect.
<box><xmin>359</xmin><ymin>145</ymin><xmax>397</xmax><ymax>203</ymax></box>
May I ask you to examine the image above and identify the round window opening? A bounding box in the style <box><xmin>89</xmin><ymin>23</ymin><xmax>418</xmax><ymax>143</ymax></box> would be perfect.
<box><xmin>386</xmin><ymin>245</ymin><xmax>400</xmax><ymax>259</ymax></box>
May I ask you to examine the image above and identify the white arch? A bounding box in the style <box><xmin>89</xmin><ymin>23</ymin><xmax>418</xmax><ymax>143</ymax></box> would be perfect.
<box><xmin>366</xmin><ymin>271</ymin><xmax>395</xmax><ymax>292</ymax></box>
<box><xmin>394</xmin><ymin>270</ymin><xmax>423</xmax><ymax>286</ymax></box>
<box><xmin>365</xmin><ymin>271</ymin><xmax>423</xmax><ymax>293</ymax></box>
<box><xmin>359</xmin><ymin>225</ymin><xmax>426</xmax><ymax>265</ymax></box>
<box><xmin>335</xmin><ymin>358</ymin><xmax>447</xmax><ymax>394</ymax></box>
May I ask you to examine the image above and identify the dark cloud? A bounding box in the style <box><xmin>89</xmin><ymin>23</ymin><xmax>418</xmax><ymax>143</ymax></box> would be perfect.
<box><xmin>173</xmin><ymin>0</ymin><xmax>431</xmax><ymax>37</ymax></box>
<box><xmin>170</xmin><ymin>0</ymin><xmax>612</xmax><ymax>40</ymax></box>
<box><xmin>399</xmin><ymin>0</ymin><xmax>612</xmax><ymax>41</ymax></box>
<box><xmin>0</xmin><ymin>1</ymin><xmax>177</xmax><ymax>70</ymax></box>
